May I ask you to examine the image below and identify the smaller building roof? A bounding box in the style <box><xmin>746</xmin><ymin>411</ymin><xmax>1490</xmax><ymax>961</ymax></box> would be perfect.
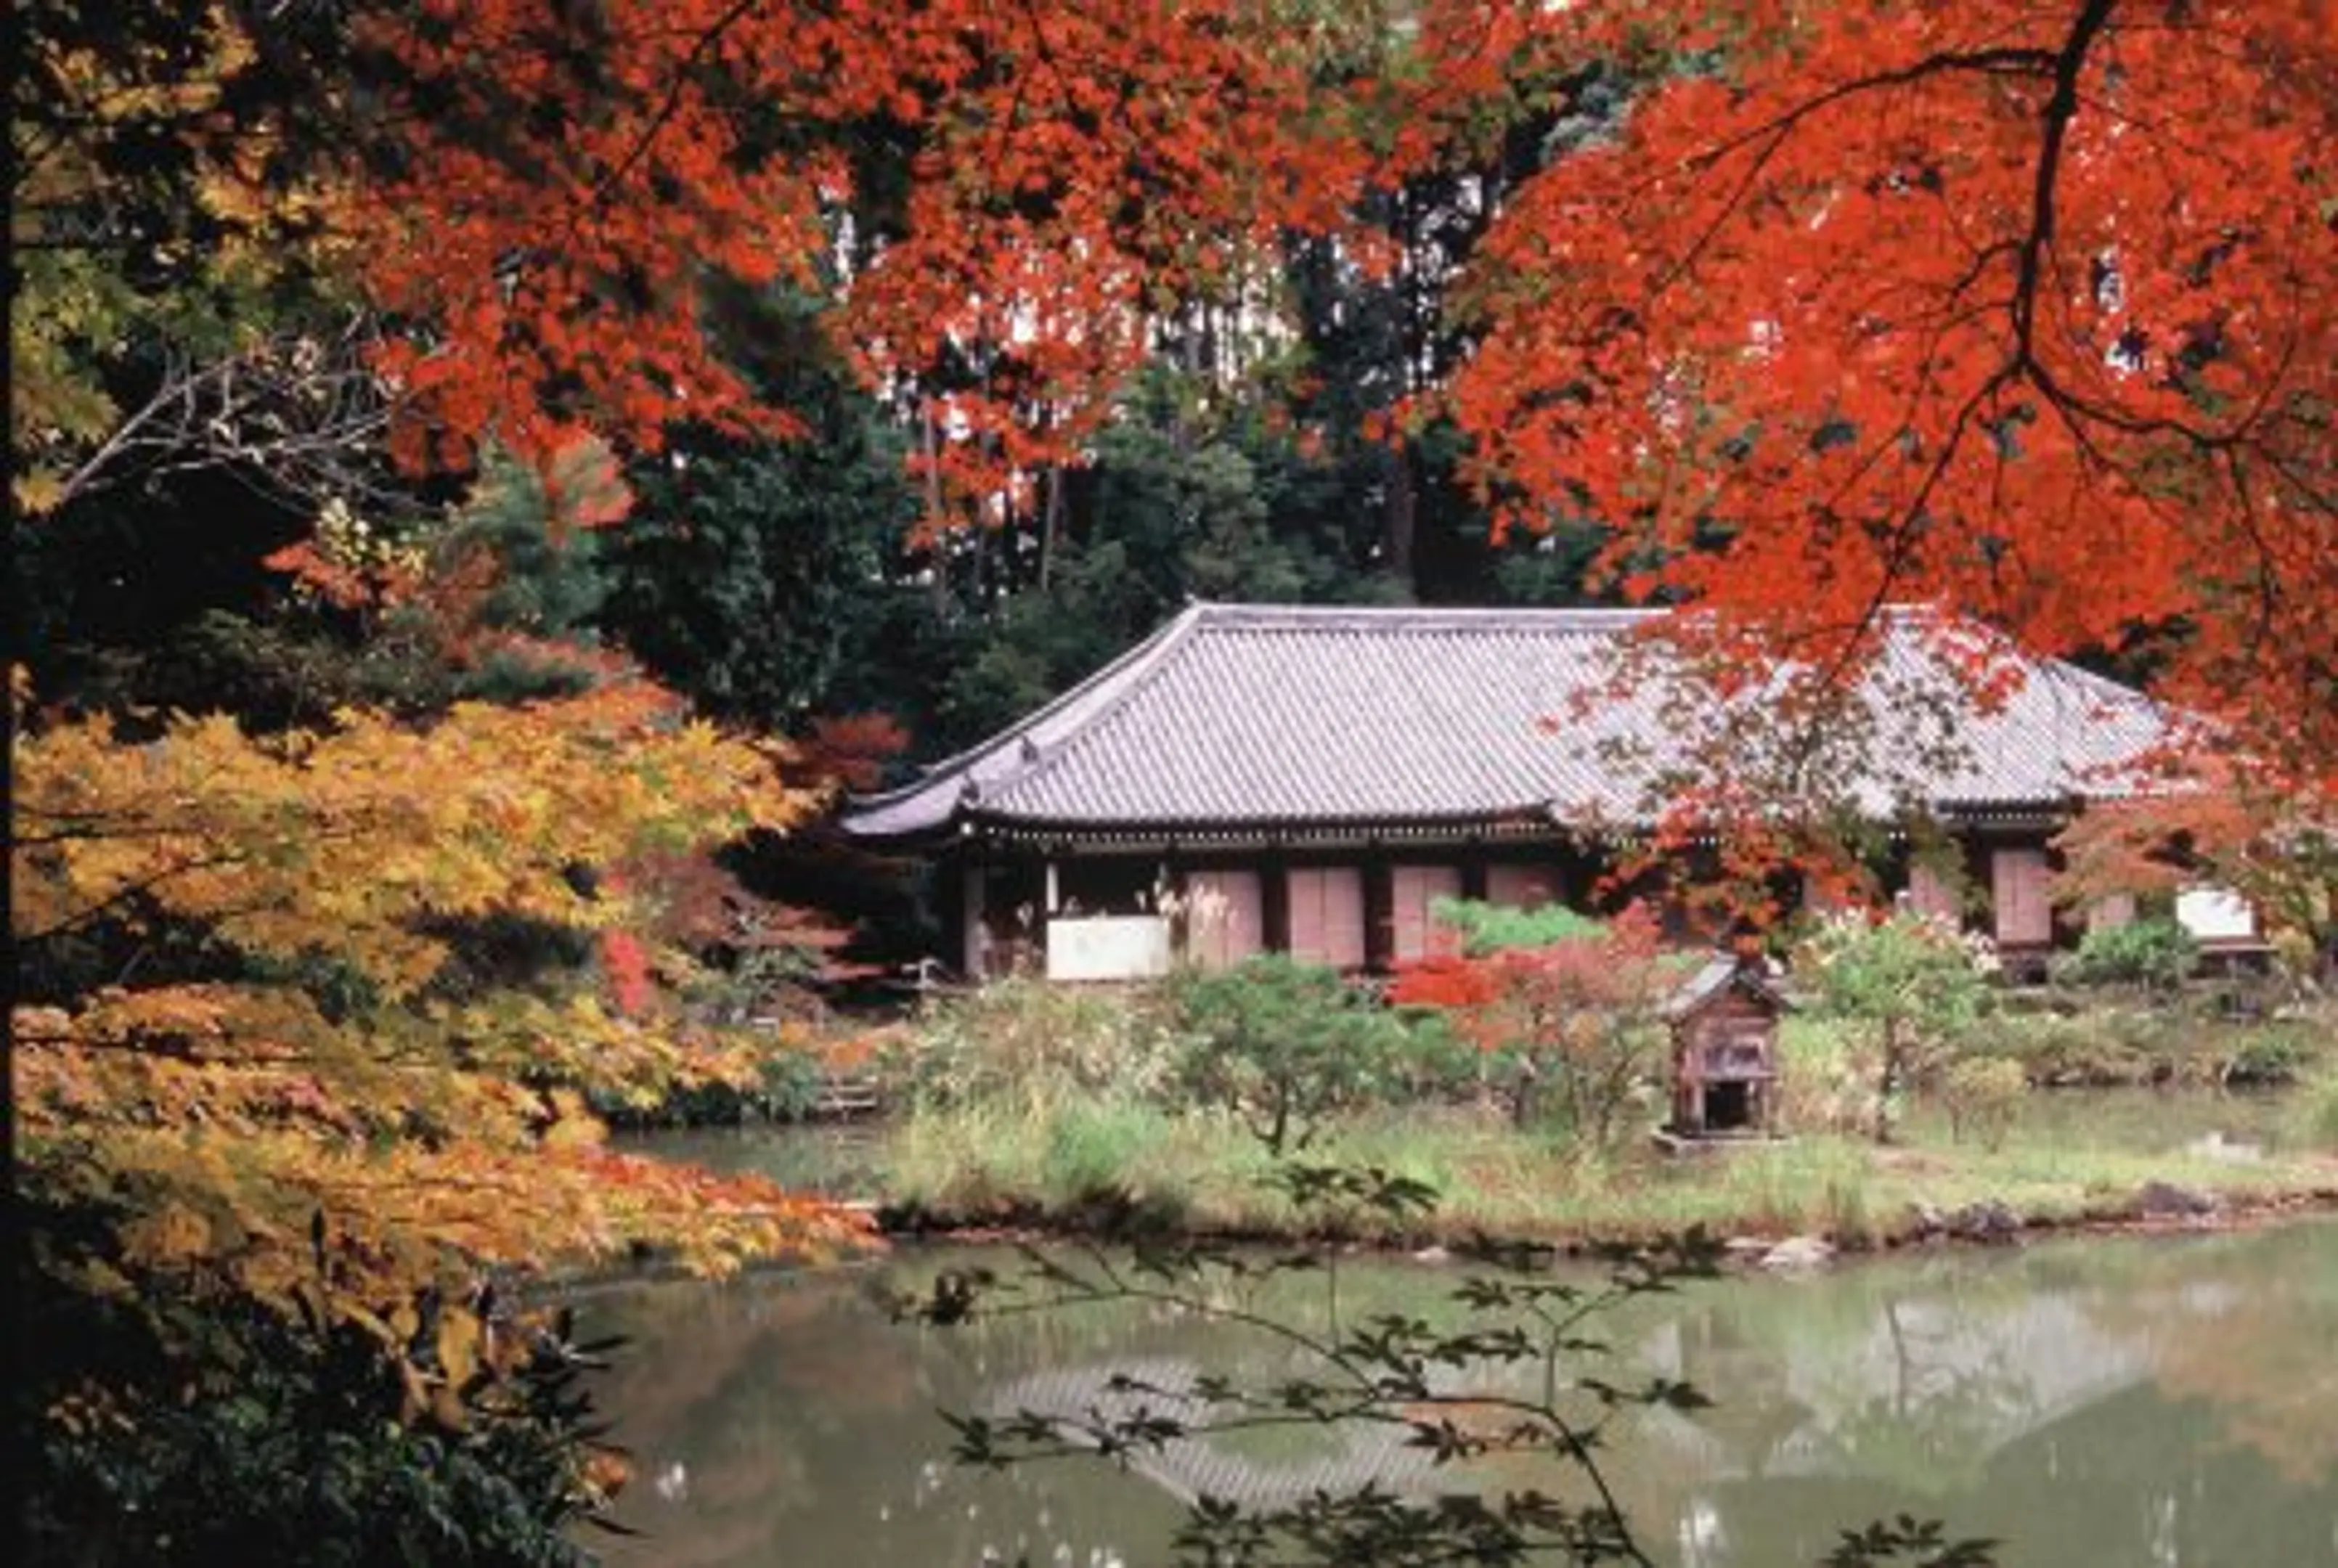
<box><xmin>1663</xmin><ymin>955</ymin><xmax>1793</xmax><ymax>1021</ymax></box>
<box><xmin>844</xmin><ymin>602</ymin><xmax>2175</xmax><ymax>843</ymax></box>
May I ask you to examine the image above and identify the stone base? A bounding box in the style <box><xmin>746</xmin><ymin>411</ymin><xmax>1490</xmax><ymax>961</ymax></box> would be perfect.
<box><xmin>1651</xmin><ymin>1127</ymin><xmax>1791</xmax><ymax>1156</ymax></box>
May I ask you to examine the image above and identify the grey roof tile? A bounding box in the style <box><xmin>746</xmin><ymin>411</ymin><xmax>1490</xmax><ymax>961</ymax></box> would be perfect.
<box><xmin>843</xmin><ymin>603</ymin><xmax>2174</xmax><ymax>839</ymax></box>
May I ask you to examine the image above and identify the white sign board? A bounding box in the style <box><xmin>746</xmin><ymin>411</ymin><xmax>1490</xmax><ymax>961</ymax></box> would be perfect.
<box><xmin>2176</xmin><ymin>886</ymin><xmax>2255</xmax><ymax>944</ymax></box>
<box><xmin>1046</xmin><ymin>915</ymin><xmax>1174</xmax><ymax>982</ymax></box>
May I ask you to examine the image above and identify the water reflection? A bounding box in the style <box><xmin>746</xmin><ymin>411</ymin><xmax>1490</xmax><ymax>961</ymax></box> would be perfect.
<box><xmin>581</xmin><ymin>1223</ymin><xmax>2338</xmax><ymax>1567</ymax></box>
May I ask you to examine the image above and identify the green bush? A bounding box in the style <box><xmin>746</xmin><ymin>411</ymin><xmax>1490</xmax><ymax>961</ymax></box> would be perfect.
<box><xmin>1797</xmin><ymin>912</ymin><xmax>1989</xmax><ymax>1142</ymax></box>
<box><xmin>1971</xmin><ymin>1009</ymin><xmax>2142</xmax><ymax>1086</ymax></box>
<box><xmin>25</xmin><ymin>1285</ymin><xmax>608</xmax><ymax>1568</ymax></box>
<box><xmin>1973</xmin><ymin>1002</ymin><xmax>2322</xmax><ymax>1089</ymax></box>
<box><xmin>1428</xmin><ymin>897</ymin><xmax>1606</xmax><ymax>957</ymax></box>
<box><xmin>2223</xmin><ymin>1023</ymin><xmax>2322</xmax><ymax>1086</ymax></box>
<box><xmin>1168</xmin><ymin>955</ymin><xmax>1414</xmax><ymax>1154</ymax></box>
<box><xmin>2053</xmin><ymin>917</ymin><xmax>2197</xmax><ymax>991</ymax></box>
<box><xmin>1382</xmin><ymin>1010</ymin><xmax>1490</xmax><ymax>1103</ymax></box>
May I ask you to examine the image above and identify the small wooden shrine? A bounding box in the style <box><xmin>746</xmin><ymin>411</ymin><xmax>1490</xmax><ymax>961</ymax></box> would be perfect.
<box><xmin>1661</xmin><ymin>955</ymin><xmax>1790</xmax><ymax>1143</ymax></box>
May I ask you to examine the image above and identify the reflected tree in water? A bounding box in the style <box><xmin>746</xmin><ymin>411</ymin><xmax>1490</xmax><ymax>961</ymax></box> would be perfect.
<box><xmin>891</xmin><ymin>1163</ymin><xmax>1997</xmax><ymax>1568</ymax></box>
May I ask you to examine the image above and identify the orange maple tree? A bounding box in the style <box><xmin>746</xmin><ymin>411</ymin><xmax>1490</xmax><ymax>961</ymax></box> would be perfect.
<box><xmin>1435</xmin><ymin>0</ymin><xmax>2334</xmax><ymax>798</ymax></box>
<box><xmin>13</xmin><ymin>678</ymin><xmax>869</xmax><ymax>1488</ymax></box>
<box><xmin>52</xmin><ymin>4</ymin><xmax>2326</xmax><ymax>796</ymax></box>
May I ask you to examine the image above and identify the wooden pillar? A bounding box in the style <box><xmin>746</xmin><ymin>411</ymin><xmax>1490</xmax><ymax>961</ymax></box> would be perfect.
<box><xmin>1263</xmin><ymin>850</ymin><xmax>1292</xmax><ymax>955</ymax></box>
<box><xmin>1460</xmin><ymin>844</ymin><xmax>1488</xmax><ymax>904</ymax></box>
<box><xmin>1363</xmin><ymin>854</ymin><xmax>1395</xmax><ymax>973</ymax></box>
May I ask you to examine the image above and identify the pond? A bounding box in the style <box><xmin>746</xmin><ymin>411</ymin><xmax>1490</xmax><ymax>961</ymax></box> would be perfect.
<box><xmin>578</xmin><ymin>1217</ymin><xmax>2338</xmax><ymax>1567</ymax></box>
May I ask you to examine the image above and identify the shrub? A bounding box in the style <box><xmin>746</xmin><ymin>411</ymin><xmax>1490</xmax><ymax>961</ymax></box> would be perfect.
<box><xmin>889</xmin><ymin>976</ymin><xmax>1186</xmax><ymax>1115</ymax></box>
<box><xmin>1389</xmin><ymin>904</ymin><xmax>1679</xmax><ymax>1142</ymax></box>
<box><xmin>2053</xmin><ymin>917</ymin><xmax>2197</xmax><ymax>991</ymax></box>
<box><xmin>1797</xmin><ymin>911</ymin><xmax>1990</xmax><ymax>1143</ymax></box>
<box><xmin>1972</xmin><ymin>1003</ymin><xmax>2323</xmax><ymax>1089</ymax></box>
<box><xmin>1939</xmin><ymin>1057</ymin><xmax>2027</xmax><ymax>1150</ymax></box>
<box><xmin>1774</xmin><ymin>1016</ymin><xmax>1870</xmax><ymax>1136</ymax></box>
<box><xmin>1382</xmin><ymin>1011</ymin><xmax>1490</xmax><ymax>1103</ymax></box>
<box><xmin>1970</xmin><ymin>1008</ymin><xmax>2138</xmax><ymax>1086</ymax></box>
<box><xmin>1427</xmin><ymin>897</ymin><xmax>1608</xmax><ymax>957</ymax></box>
<box><xmin>1168</xmin><ymin>955</ymin><xmax>1413</xmax><ymax>1154</ymax></box>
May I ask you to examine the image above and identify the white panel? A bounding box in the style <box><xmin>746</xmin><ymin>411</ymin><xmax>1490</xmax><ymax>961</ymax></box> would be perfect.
<box><xmin>1046</xmin><ymin>915</ymin><xmax>1175</xmax><ymax>981</ymax></box>
<box><xmin>2177</xmin><ymin>886</ymin><xmax>2255</xmax><ymax>943</ymax></box>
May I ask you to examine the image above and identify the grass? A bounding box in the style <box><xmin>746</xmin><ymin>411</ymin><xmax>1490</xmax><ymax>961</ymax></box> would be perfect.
<box><xmin>842</xmin><ymin>1084</ymin><xmax>2338</xmax><ymax>1251</ymax></box>
<box><xmin>632</xmin><ymin>982</ymin><xmax>2338</xmax><ymax>1251</ymax></box>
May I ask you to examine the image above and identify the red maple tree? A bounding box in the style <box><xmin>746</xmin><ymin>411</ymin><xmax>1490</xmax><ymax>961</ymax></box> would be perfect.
<box><xmin>1434</xmin><ymin>0</ymin><xmax>2333</xmax><ymax>799</ymax></box>
<box><xmin>1390</xmin><ymin>902</ymin><xmax>1678</xmax><ymax>1138</ymax></box>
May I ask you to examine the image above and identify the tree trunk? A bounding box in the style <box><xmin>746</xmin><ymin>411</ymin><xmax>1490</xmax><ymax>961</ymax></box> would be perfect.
<box><xmin>920</xmin><ymin>399</ymin><xmax>949</xmax><ymax>608</ymax></box>
<box><xmin>1873</xmin><ymin>1018</ymin><xmax>1899</xmax><ymax>1144</ymax></box>
<box><xmin>1038</xmin><ymin>464</ymin><xmax>1063</xmax><ymax>592</ymax></box>
<box><xmin>1381</xmin><ymin>441</ymin><xmax>1417</xmax><ymax>595</ymax></box>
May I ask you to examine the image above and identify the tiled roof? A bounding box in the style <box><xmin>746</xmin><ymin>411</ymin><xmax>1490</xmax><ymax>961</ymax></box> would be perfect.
<box><xmin>842</xmin><ymin>603</ymin><xmax>2174</xmax><ymax>841</ymax></box>
<box><xmin>1663</xmin><ymin>955</ymin><xmax>1793</xmax><ymax>1020</ymax></box>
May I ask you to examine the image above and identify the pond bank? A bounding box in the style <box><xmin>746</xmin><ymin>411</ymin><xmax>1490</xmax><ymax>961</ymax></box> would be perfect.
<box><xmin>619</xmin><ymin>1091</ymin><xmax>2338</xmax><ymax>1272</ymax></box>
<box><xmin>861</xmin><ymin>1169</ymin><xmax>2338</xmax><ymax>1263</ymax></box>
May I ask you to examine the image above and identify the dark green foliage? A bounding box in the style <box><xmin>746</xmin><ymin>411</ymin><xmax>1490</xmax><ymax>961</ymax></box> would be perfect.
<box><xmin>598</xmin><ymin>296</ymin><xmax>921</xmax><ymax>732</ymax></box>
<box><xmin>1169</xmin><ymin>956</ymin><xmax>1433</xmax><ymax>1155</ymax></box>
<box><xmin>15</xmin><ymin>473</ymin><xmax>317</xmax><ymax>718</ymax></box>
<box><xmin>926</xmin><ymin>372</ymin><xmax>1402</xmax><ymax>751</ymax></box>
<box><xmin>138</xmin><ymin>608</ymin><xmax>465</xmax><ymax>727</ymax></box>
<box><xmin>21</xmin><ymin>1264</ymin><xmax>616</xmax><ymax>1568</ymax></box>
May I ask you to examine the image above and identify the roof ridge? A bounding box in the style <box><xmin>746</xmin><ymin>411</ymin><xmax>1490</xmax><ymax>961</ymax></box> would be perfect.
<box><xmin>1187</xmin><ymin>600</ymin><xmax>1663</xmax><ymax>629</ymax></box>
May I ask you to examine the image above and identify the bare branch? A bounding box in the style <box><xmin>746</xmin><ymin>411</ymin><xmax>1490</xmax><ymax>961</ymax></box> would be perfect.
<box><xmin>46</xmin><ymin>312</ymin><xmax>401</xmax><ymax>513</ymax></box>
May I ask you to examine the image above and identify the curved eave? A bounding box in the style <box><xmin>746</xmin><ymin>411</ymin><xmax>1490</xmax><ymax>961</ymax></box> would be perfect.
<box><xmin>836</xmin><ymin>603</ymin><xmax>1212</xmax><ymax>841</ymax></box>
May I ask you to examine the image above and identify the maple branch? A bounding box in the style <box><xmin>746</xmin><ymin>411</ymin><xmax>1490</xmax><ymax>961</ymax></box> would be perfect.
<box><xmin>16</xmin><ymin>852</ymin><xmax>272</xmax><ymax>947</ymax></box>
<box><xmin>586</xmin><ymin>0</ymin><xmax>767</xmax><ymax>210</ymax></box>
<box><xmin>1685</xmin><ymin>46</ymin><xmax>2061</xmax><ymax>177</ymax></box>
<box><xmin>2005</xmin><ymin>0</ymin><xmax>2116</xmax><ymax>367</ymax></box>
